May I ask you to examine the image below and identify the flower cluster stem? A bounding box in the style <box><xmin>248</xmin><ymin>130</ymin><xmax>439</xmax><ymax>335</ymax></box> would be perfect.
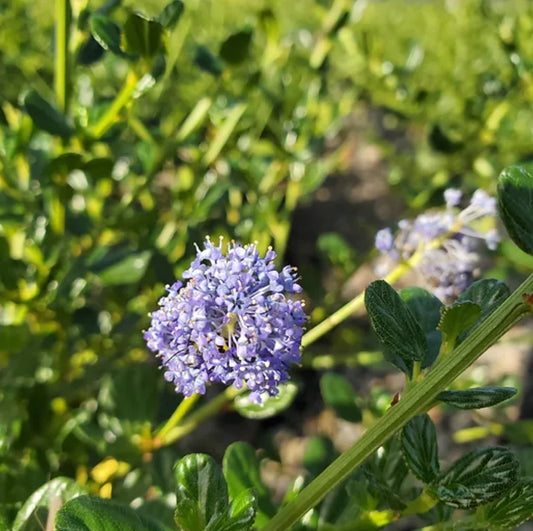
<box><xmin>262</xmin><ymin>273</ymin><xmax>533</xmax><ymax>531</ymax></box>
<box><xmin>54</xmin><ymin>0</ymin><xmax>70</xmax><ymax>113</ymax></box>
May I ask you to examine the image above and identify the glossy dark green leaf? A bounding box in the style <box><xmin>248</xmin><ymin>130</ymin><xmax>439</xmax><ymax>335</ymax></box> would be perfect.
<box><xmin>195</xmin><ymin>46</ymin><xmax>223</xmax><ymax>77</ymax></box>
<box><xmin>13</xmin><ymin>478</ymin><xmax>86</xmax><ymax>531</ymax></box>
<box><xmin>365</xmin><ymin>280</ymin><xmax>428</xmax><ymax>362</ymax></box>
<box><xmin>498</xmin><ymin>165</ymin><xmax>533</xmax><ymax>256</ymax></box>
<box><xmin>212</xmin><ymin>490</ymin><xmax>257</xmax><ymax>531</ymax></box>
<box><xmin>55</xmin><ymin>496</ymin><xmax>169</xmax><ymax>531</ymax></box>
<box><xmin>319</xmin><ymin>373</ymin><xmax>361</xmax><ymax>422</ymax></box>
<box><xmin>220</xmin><ymin>30</ymin><xmax>253</xmax><ymax>64</ymax></box>
<box><xmin>233</xmin><ymin>382</ymin><xmax>297</xmax><ymax>419</ymax></box>
<box><xmin>457</xmin><ymin>279</ymin><xmax>510</xmax><ymax>330</ymax></box>
<box><xmin>399</xmin><ymin>287</ymin><xmax>443</xmax><ymax>368</ymax></box>
<box><xmin>158</xmin><ymin>0</ymin><xmax>184</xmax><ymax>30</ymax></box>
<box><xmin>174</xmin><ymin>454</ymin><xmax>229</xmax><ymax>531</ymax></box>
<box><xmin>437</xmin><ymin>387</ymin><xmax>517</xmax><ymax>409</ymax></box>
<box><xmin>90</xmin><ymin>14</ymin><xmax>123</xmax><ymax>55</ymax></box>
<box><xmin>438</xmin><ymin>302</ymin><xmax>481</xmax><ymax>350</ymax></box>
<box><xmin>123</xmin><ymin>13</ymin><xmax>164</xmax><ymax>58</ymax></box>
<box><xmin>401</xmin><ymin>414</ymin><xmax>440</xmax><ymax>484</ymax></box>
<box><xmin>434</xmin><ymin>447</ymin><xmax>519</xmax><ymax>509</ymax></box>
<box><xmin>481</xmin><ymin>478</ymin><xmax>533</xmax><ymax>530</ymax></box>
<box><xmin>77</xmin><ymin>35</ymin><xmax>105</xmax><ymax>65</ymax></box>
<box><xmin>222</xmin><ymin>442</ymin><xmax>275</xmax><ymax>527</ymax></box>
<box><xmin>23</xmin><ymin>90</ymin><xmax>74</xmax><ymax>138</ymax></box>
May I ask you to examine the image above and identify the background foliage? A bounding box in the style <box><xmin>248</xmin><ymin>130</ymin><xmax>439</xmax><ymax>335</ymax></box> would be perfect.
<box><xmin>2</xmin><ymin>0</ymin><xmax>533</xmax><ymax>529</ymax></box>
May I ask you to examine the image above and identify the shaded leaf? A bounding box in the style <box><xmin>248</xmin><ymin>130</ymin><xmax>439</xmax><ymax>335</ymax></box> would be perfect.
<box><xmin>434</xmin><ymin>447</ymin><xmax>519</xmax><ymax>509</ymax></box>
<box><xmin>437</xmin><ymin>387</ymin><xmax>517</xmax><ymax>410</ymax></box>
<box><xmin>23</xmin><ymin>90</ymin><xmax>74</xmax><ymax>138</ymax></box>
<box><xmin>195</xmin><ymin>46</ymin><xmax>223</xmax><ymax>77</ymax></box>
<box><xmin>220</xmin><ymin>30</ymin><xmax>253</xmax><ymax>64</ymax></box>
<box><xmin>303</xmin><ymin>436</ymin><xmax>337</xmax><ymax>478</ymax></box>
<box><xmin>158</xmin><ymin>0</ymin><xmax>185</xmax><ymax>30</ymax></box>
<box><xmin>365</xmin><ymin>280</ymin><xmax>427</xmax><ymax>363</ymax></box>
<box><xmin>90</xmin><ymin>14</ymin><xmax>123</xmax><ymax>55</ymax></box>
<box><xmin>319</xmin><ymin>372</ymin><xmax>361</xmax><ymax>422</ymax></box>
<box><xmin>89</xmin><ymin>248</ymin><xmax>152</xmax><ymax>285</ymax></box>
<box><xmin>401</xmin><ymin>414</ymin><xmax>440</xmax><ymax>484</ymax></box>
<box><xmin>498</xmin><ymin>165</ymin><xmax>533</xmax><ymax>256</ymax></box>
<box><xmin>123</xmin><ymin>13</ymin><xmax>164</xmax><ymax>58</ymax></box>
<box><xmin>222</xmin><ymin>442</ymin><xmax>275</xmax><ymax>527</ymax></box>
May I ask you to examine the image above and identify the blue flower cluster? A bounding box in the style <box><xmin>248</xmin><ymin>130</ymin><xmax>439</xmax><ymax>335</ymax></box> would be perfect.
<box><xmin>145</xmin><ymin>238</ymin><xmax>307</xmax><ymax>403</ymax></box>
<box><xmin>375</xmin><ymin>189</ymin><xmax>499</xmax><ymax>302</ymax></box>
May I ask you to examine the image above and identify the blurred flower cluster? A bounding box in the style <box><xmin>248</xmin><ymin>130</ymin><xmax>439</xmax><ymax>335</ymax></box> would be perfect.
<box><xmin>145</xmin><ymin>238</ymin><xmax>307</xmax><ymax>403</ymax></box>
<box><xmin>375</xmin><ymin>189</ymin><xmax>499</xmax><ymax>302</ymax></box>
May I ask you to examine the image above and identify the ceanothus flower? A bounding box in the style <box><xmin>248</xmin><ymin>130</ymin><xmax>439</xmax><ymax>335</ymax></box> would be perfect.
<box><xmin>375</xmin><ymin>189</ymin><xmax>499</xmax><ymax>302</ymax></box>
<box><xmin>144</xmin><ymin>238</ymin><xmax>307</xmax><ymax>403</ymax></box>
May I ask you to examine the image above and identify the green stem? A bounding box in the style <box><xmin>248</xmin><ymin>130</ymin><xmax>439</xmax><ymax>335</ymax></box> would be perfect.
<box><xmin>89</xmin><ymin>72</ymin><xmax>139</xmax><ymax>139</ymax></box>
<box><xmin>262</xmin><ymin>274</ymin><xmax>533</xmax><ymax>531</ymax></box>
<box><xmin>155</xmin><ymin>394</ymin><xmax>200</xmax><ymax>442</ymax></box>
<box><xmin>54</xmin><ymin>0</ymin><xmax>70</xmax><ymax>113</ymax></box>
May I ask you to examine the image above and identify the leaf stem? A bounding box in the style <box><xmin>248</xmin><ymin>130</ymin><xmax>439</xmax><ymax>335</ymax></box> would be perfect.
<box><xmin>54</xmin><ymin>0</ymin><xmax>70</xmax><ymax>113</ymax></box>
<box><xmin>89</xmin><ymin>71</ymin><xmax>139</xmax><ymax>139</ymax></box>
<box><xmin>262</xmin><ymin>274</ymin><xmax>533</xmax><ymax>531</ymax></box>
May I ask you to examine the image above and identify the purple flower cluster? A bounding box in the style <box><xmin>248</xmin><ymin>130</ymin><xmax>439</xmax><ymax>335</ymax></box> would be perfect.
<box><xmin>144</xmin><ymin>238</ymin><xmax>307</xmax><ymax>403</ymax></box>
<box><xmin>375</xmin><ymin>189</ymin><xmax>499</xmax><ymax>302</ymax></box>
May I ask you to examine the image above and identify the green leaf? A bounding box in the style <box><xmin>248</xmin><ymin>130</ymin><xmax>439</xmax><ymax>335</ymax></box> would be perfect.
<box><xmin>303</xmin><ymin>436</ymin><xmax>337</xmax><ymax>478</ymax></box>
<box><xmin>498</xmin><ymin>165</ymin><xmax>533</xmax><ymax>256</ymax></box>
<box><xmin>123</xmin><ymin>13</ymin><xmax>164</xmax><ymax>58</ymax></box>
<box><xmin>213</xmin><ymin>490</ymin><xmax>257</xmax><ymax>531</ymax></box>
<box><xmin>457</xmin><ymin>279</ymin><xmax>510</xmax><ymax>331</ymax></box>
<box><xmin>437</xmin><ymin>387</ymin><xmax>517</xmax><ymax>409</ymax></box>
<box><xmin>13</xmin><ymin>477</ymin><xmax>86</xmax><ymax>531</ymax></box>
<box><xmin>220</xmin><ymin>30</ymin><xmax>253</xmax><ymax>64</ymax></box>
<box><xmin>89</xmin><ymin>248</ymin><xmax>152</xmax><ymax>285</ymax></box>
<box><xmin>365</xmin><ymin>280</ymin><xmax>428</xmax><ymax>363</ymax></box>
<box><xmin>23</xmin><ymin>90</ymin><xmax>74</xmax><ymax>138</ymax></box>
<box><xmin>222</xmin><ymin>442</ymin><xmax>275</xmax><ymax>527</ymax></box>
<box><xmin>438</xmin><ymin>302</ymin><xmax>481</xmax><ymax>351</ymax></box>
<box><xmin>434</xmin><ymin>447</ymin><xmax>519</xmax><ymax>509</ymax></box>
<box><xmin>55</xmin><ymin>496</ymin><xmax>169</xmax><ymax>531</ymax></box>
<box><xmin>158</xmin><ymin>0</ymin><xmax>185</xmax><ymax>30</ymax></box>
<box><xmin>90</xmin><ymin>14</ymin><xmax>123</xmax><ymax>55</ymax></box>
<box><xmin>319</xmin><ymin>373</ymin><xmax>362</xmax><ymax>422</ymax></box>
<box><xmin>480</xmin><ymin>477</ymin><xmax>533</xmax><ymax>530</ymax></box>
<box><xmin>195</xmin><ymin>46</ymin><xmax>223</xmax><ymax>77</ymax></box>
<box><xmin>233</xmin><ymin>382</ymin><xmax>297</xmax><ymax>419</ymax></box>
<box><xmin>401</xmin><ymin>414</ymin><xmax>440</xmax><ymax>484</ymax></box>
<box><xmin>174</xmin><ymin>454</ymin><xmax>229</xmax><ymax>531</ymax></box>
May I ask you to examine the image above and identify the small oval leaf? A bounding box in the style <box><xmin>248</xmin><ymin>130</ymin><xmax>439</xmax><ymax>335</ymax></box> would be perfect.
<box><xmin>401</xmin><ymin>414</ymin><xmax>440</xmax><ymax>484</ymax></box>
<box><xmin>123</xmin><ymin>13</ymin><xmax>164</xmax><ymax>58</ymax></box>
<box><xmin>233</xmin><ymin>382</ymin><xmax>297</xmax><ymax>419</ymax></box>
<box><xmin>437</xmin><ymin>387</ymin><xmax>517</xmax><ymax>410</ymax></box>
<box><xmin>365</xmin><ymin>280</ymin><xmax>428</xmax><ymax>363</ymax></box>
<box><xmin>220</xmin><ymin>30</ymin><xmax>253</xmax><ymax>65</ymax></box>
<box><xmin>23</xmin><ymin>90</ymin><xmax>74</xmax><ymax>138</ymax></box>
<box><xmin>434</xmin><ymin>447</ymin><xmax>519</xmax><ymax>509</ymax></box>
<box><xmin>438</xmin><ymin>302</ymin><xmax>481</xmax><ymax>351</ymax></box>
<box><xmin>90</xmin><ymin>14</ymin><xmax>123</xmax><ymax>56</ymax></box>
<box><xmin>158</xmin><ymin>0</ymin><xmax>185</xmax><ymax>30</ymax></box>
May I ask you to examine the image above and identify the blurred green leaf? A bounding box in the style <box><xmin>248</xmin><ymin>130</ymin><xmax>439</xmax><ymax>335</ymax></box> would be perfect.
<box><xmin>434</xmin><ymin>447</ymin><xmax>519</xmax><ymax>509</ymax></box>
<box><xmin>23</xmin><ymin>90</ymin><xmax>74</xmax><ymax>138</ymax></box>
<box><xmin>89</xmin><ymin>248</ymin><xmax>152</xmax><ymax>285</ymax></box>
<box><xmin>55</xmin><ymin>496</ymin><xmax>169</xmax><ymax>531</ymax></box>
<box><xmin>233</xmin><ymin>382</ymin><xmax>297</xmax><ymax>419</ymax></box>
<box><xmin>303</xmin><ymin>436</ymin><xmax>337</xmax><ymax>478</ymax></box>
<box><xmin>401</xmin><ymin>414</ymin><xmax>439</xmax><ymax>484</ymax></box>
<box><xmin>220</xmin><ymin>30</ymin><xmax>253</xmax><ymax>65</ymax></box>
<box><xmin>13</xmin><ymin>477</ymin><xmax>86</xmax><ymax>531</ymax></box>
<box><xmin>158</xmin><ymin>0</ymin><xmax>185</xmax><ymax>30</ymax></box>
<box><xmin>365</xmin><ymin>280</ymin><xmax>428</xmax><ymax>363</ymax></box>
<box><xmin>319</xmin><ymin>373</ymin><xmax>361</xmax><ymax>422</ymax></box>
<box><xmin>123</xmin><ymin>13</ymin><xmax>164</xmax><ymax>58</ymax></box>
<box><xmin>437</xmin><ymin>387</ymin><xmax>517</xmax><ymax>410</ymax></box>
<box><xmin>498</xmin><ymin>165</ymin><xmax>533</xmax><ymax>256</ymax></box>
<box><xmin>90</xmin><ymin>14</ymin><xmax>123</xmax><ymax>55</ymax></box>
<box><xmin>195</xmin><ymin>46</ymin><xmax>223</xmax><ymax>77</ymax></box>
<box><xmin>222</xmin><ymin>442</ymin><xmax>275</xmax><ymax>527</ymax></box>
